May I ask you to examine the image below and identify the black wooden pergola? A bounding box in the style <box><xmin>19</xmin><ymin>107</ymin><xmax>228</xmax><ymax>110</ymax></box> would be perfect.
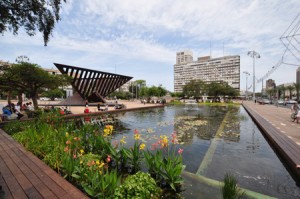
<box><xmin>54</xmin><ymin>63</ymin><xmax>132</xmax><ymax>102</ymax></box>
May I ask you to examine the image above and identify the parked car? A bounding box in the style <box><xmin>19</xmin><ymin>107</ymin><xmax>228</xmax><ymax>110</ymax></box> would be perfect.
<box><xmin>40</xmin><ymin>97</ymin><xmax>50</xmax><ymax>101</ymax></box>
<box><xmin>277</xmin><ymin>99</ymin><xmax>285</xmax><ymax>105</ymax></box>
<box><xmin>262</xmin><ymin>99</ymin><xmax>271</xmax><ymax>104</ymax></box>
<box><xmin>286</xmin><ymin>100</ymin><xmax>297</xmax><ymax>104</ymax></box>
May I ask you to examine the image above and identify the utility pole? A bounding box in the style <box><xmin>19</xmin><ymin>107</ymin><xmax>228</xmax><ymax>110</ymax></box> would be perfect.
<box><xmin>243</xmin><ymin>71</ymin><xmax>250</xmax><ymax>100</ymax></box>
<box><xmin>247</xmin><ymin>51</ymin><xmax>260</xmax><ymax>101</ymax></box>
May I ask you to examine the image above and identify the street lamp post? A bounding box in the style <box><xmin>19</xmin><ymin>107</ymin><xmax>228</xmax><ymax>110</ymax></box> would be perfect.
<box><xmin>243</xmin><ymin>71</ymin><xmax>250</xmax><ymax>100</ymax></box>
<box><xmin>247</xmin><ymin>50</ymin><xmax>260</xmax><ymax>101</ymax></box>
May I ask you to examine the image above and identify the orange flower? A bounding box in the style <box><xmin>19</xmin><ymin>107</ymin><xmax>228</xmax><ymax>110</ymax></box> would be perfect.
<box><xmin>73</xmin><ymin>137</ymin><xmax>81</xmax><ymax>141</ymax></box>
<box><xmin>64</xmin><ymin>146</ymin><xmax>69</xmax><ymax>152</ymax></box>
<box><xmin>66</xmin><ymin>140</ymin><xmax>71</xmax><ymax>145</ymax></box>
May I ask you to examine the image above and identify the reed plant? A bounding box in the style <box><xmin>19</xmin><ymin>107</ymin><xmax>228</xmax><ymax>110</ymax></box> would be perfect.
<box><xmin>222</xmin><ymin>173</ymin><xmax>245</xmax><ymax>199</ymax></box>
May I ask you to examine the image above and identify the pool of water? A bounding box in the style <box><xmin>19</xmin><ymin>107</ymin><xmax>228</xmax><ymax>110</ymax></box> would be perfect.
<box><xmin>111</xmin><ymin>105</ymin><xmax>300</xmax><ymax>198</ymax></box>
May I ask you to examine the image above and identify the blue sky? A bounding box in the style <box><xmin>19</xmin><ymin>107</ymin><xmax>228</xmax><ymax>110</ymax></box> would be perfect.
<box><xmin>1</xmin><ymin>0</ymin><xmax>300</xmax><ymax>92</ymax></box>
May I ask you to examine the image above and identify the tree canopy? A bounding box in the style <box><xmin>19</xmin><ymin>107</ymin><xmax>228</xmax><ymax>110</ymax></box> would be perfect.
<box><xmin>0</xmin><ymin>60</ymin><xmax>70</xmax><ymax>109</ymax></box>
<box><xmin>182</xmin><ymin>80</ymin><xmax>238</xmax><ymax>102</ymax></box>
<box><xmin>0</xmin><ymin>0</ymin><xmax>66</xmax><ymax>46</ymax></box>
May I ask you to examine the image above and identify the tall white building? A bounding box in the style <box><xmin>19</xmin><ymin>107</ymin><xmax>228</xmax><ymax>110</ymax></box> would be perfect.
<box><xmin>174</xmin><ymin>51</ymin><xmax>240</xmax><ymax>92</ymax></box>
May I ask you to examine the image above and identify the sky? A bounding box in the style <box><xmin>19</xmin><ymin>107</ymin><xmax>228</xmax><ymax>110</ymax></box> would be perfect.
<box><xmin>1</xmin><ymin>0</ymin><xmax>300</xmax><ymax>92</ymax></box>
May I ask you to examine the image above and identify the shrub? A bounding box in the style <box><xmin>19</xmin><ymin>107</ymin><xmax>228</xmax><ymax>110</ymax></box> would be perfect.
<box><xmin>114</xmin><ymin>171</ymin><xmax>160</xmax><ymax>199</ymax></box>
<box><xmin>3</xmin><ymin>120</ymin><xmax>32</xmax><ymax>135</ymax></box>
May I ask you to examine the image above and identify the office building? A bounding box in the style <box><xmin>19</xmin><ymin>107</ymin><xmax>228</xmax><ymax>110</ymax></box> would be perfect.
<box><xmin>174</xmin><ymin>51</ymin><xmax>240</xmax><ymax>92</ymax></box>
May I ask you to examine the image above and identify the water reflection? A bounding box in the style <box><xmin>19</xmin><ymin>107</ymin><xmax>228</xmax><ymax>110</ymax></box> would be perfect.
<box><xmin>106</xmin><ymin>105</ymin><xmax>300</xmax><ymax>198</ymax></box>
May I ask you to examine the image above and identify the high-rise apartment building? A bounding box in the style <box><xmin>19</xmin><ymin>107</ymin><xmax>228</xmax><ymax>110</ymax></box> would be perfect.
<box><xmin>297</xmin><ymin>67</ymin><xmax>300</xmax><ymax>84</ymax></box>
<box><xmin>266</xmin><ymin>79</ymin><xmax>276</xmax><ymax>90</ymax></box>
<box><xmin>174</xmin><ymin>51</ymin><xmax>240</xmax><ymax>92</ymax></box>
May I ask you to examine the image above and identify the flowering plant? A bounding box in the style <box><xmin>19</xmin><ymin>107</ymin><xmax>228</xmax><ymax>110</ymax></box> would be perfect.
<box><xmin>144</xmin><ymin>132</ymin><xmax>185</xmax><ymax>192</ymax></box>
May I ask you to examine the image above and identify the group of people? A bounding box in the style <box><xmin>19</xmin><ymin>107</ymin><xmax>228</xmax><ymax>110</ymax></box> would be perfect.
<box><xmin>2</xmin><ymin>101</ymin><xmax>33</xmax><ymax>120</ymax></box>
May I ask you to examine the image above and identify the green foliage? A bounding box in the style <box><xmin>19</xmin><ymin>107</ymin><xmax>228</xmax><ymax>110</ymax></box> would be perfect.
<box><xmin>3</xmin><ymin>120</ymin><xmax>32</xmax><ymax>135</ymax></box>
<box><xmin>8</xmin><ymin>112</ymin><xmax>184</xmax><ymax>198</ymax></box>
<box><xmin>169</xmin><ymin>100</ymin><xmax>183</xmax><ymax>105</ymax></box>
<box><xmin>144</xmin><ymin>149</ymin><xmax>185</xmax><ymax>192</ymax></box>
<box><xmin>222</xmin><ymin>173</ymin><xmax>245</xmax><ymax>199</ymax></box>
<box><xmin>183</xmin><ymin>79</ymin><xmax>205</xmax><ymax>98</ymax></box>
<box><xmin>0</xmin><ymin>0</ymin><xmax>66</xmax><ymax>45</ymax></box>
<box><xmin>72</xmin><ymin>153</ymin><xmax>120</xmax><ymax>198</ymax></box>
<box><xmin>0</xmin><ymin>61</ymin><xmax>71</xmax><ymax>109</ymax></box>
<box><xmin>42</xmin><ymin>88</ymin><xmax>65</xmax><ymax>100</ymax></box>
<box><xmin>114</xmin><ymin>171</ymin><xmax>160</xmax><ymax>199</ymax></box>
<box><xmin>122</xmin><ymin>140</ymin><xmax>143</xmax><ymax>173</ymax></box>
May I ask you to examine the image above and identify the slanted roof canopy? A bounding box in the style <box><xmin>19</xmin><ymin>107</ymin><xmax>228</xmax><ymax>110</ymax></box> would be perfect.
<box><xmin>54</xmin><ymin>63</ymin><xmax>132</xmax><ymax>102</ymax></box>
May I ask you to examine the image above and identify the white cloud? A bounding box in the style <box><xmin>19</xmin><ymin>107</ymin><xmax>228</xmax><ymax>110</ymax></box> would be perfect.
<box><xmin>0</xmin><ymin>0</ymin><xmax>300</xmax><ymax>91</ymax></box>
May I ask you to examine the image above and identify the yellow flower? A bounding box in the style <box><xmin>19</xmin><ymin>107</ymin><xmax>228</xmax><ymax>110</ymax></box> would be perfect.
<box><xmin>134</xmin><ymin>133</ymin><xmax>140</xmax><ymax>140</ymax></box>
<box><xmin>66</xmin><ymin>132</ymin><xmax>69</xmax><ymax>137</ymax></box>
<box><xmin>99</xmin><ymin>162</ymin><xmax>105</xmax><ymax>169</ymax></box>
<box><xmin>106</xmin><ymin>125</ymin><xmax>114</xmax><ymax>131</ymax></box>
<box><xmin>139</xmin><ymin>143</ymin><xmax>146</xmax><ymax>150</ymax></box>
<box><xmin>160</xmin><ymin>135</ymin><xmax>168</xmax><ymax>147</ymax></box>
<box><xmin>103</xmin><ymin>125</ymin><xmax>114</xmax><ymax>137</ymax></box>
<box><xmin>96</xmin><ymin>160</ymin><xmax>100</xmax><ymax>165</ymax></box>
<box><xmin>80</xmin><ymin>160</ymin><xmax>83</xmax><ymax>164</ymax></box>
<box><xmin>120</xmin><ymin>136</ymin><xmax>127</xmax><ymax>144</ymax></box>
<box><xmin>80</xmin><ymin>149</ymin><xmax>84</xmax><ymax>155</ymax></box>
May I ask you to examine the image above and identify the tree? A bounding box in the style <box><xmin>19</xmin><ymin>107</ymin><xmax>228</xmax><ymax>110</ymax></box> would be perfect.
<box><xmin>294</xmin><ymin>83</ymin><xmax>300</xmax><ymax>102</ymax></box>
<box><xmin>42</xmin><ymin>88</ymin><xmax>64</xmax><ymax>100</ymax></box>
<box><xmin>278</xmin><ymin>85</ymin><xmax>286</xmax><ymax>99</ymax></box>
<box><xmin>0</xmin><ymin>0</ymin><xmax>66</xmax><ymax>46</ymax></box>
<box><xmin>156</xmin><ymin>84</ymin><xmax>167</xmax><ymax>97</ymax></box>
<box><xmin>182</xmin><ymin>80</ymin><xmax>205</xmax><ymax>98</ymax></box>
<box><xmin>0</xmin><ymin>61</ymin><xmax>70</xmax><ymax>109</ymax></box>
<box><xmin>286</xmin><ymin>85</ymin><xmax>295</xmax><ymax>99</ymax></box>
<box><xmin>266</xmin><ymin>88</ymin><xmax>275</xmax><ymax>99</ymax></box>
<box><xmin>207</xmin><ymin>82</ymin><xmax>223</xmax><ymax>102</ymax></box>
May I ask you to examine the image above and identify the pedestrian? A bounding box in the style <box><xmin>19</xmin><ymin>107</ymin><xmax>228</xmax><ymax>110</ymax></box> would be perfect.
<box><xmin>84</xmin><ymin>105</ymin><xmax>90</xmax><ymax>113</ymax></box>
<box><xmin>296</xmin><ymin>110</ymin><xmax>300</xmax><ymax>123</ymax></box>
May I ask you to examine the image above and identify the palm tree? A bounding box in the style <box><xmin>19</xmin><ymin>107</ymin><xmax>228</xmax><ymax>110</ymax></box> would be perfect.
<box><xmin>278</xmin><ymin>85</ymin><xmax>286</xmax><ymax>100</ymax></box>
<box><xmin>266</xmin><ymin>88</ymin><xmax>275</xmax><ymax>100</ymax></box>
<box><xmin>286</xmin><ymin>85</ymin><xmax>295</xmax><ymax>100</ymax></box>
<box><xmin>294</xmin><ymin>83</ymin><xmax>300</xmax><ymax>102</ymax></box>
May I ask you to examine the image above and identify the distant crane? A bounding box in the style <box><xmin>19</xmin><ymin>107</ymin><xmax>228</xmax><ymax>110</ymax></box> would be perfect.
<box><xmin>256</xmin><ymin>12</ymin><xmax>300</xmax><ymax>85</ymax></box>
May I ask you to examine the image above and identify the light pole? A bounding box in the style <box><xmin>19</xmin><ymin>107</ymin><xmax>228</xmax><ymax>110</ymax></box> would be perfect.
<box><xmin>247</xmin><ymin>50</ymin><xmax>260</xmax><ymax>101</ymax></box>
<box><xmin>243</xmin><ymin>71</ymin><xmax>250</xmax><ymax>100</ymax></box>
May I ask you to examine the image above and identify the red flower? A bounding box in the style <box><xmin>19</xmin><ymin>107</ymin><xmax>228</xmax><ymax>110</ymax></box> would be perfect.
<box><xmin>106</xmin><ymin>155</ymin><xmax>111</xmax><ymax>163</ymax></box>
<box><xmin>178</xmin><ymin>148</ymin><xmax>183</xmax><ymax>155</ymax></box>
<box><xmin>134</xmin><ymin>129</ymin><xmax>139</xmax><ymax>134</ymax></box>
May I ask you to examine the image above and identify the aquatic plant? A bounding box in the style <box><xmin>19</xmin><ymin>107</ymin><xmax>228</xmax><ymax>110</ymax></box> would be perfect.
<box><xmin>222</xmin><ymin>173</ymin><xmax>244</xmax><ymax>199</ymax></box>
